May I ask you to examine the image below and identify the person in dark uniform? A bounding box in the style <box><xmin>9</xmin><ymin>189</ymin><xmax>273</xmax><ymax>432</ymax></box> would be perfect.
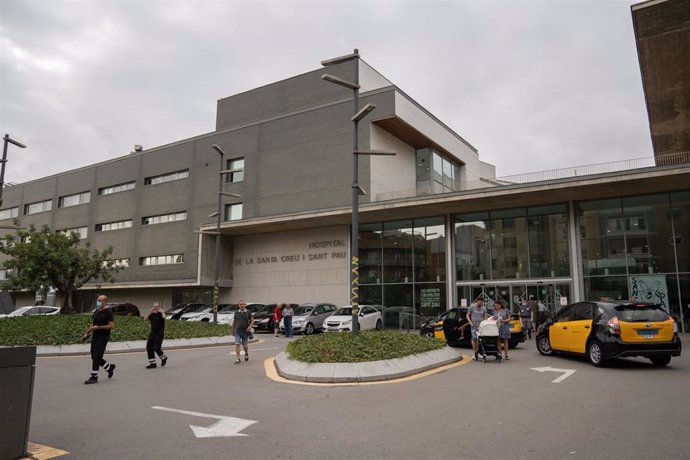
<box><xmin>82</xmin><ymin>294</ymin><xmax>116</xmax><ymax>384</ymax></box>
<box><xmin>144</xmin><ymin>302</ymin><xmax>168</xmax><ymax>369</ymax></box>
<box><xmin>519</xmin><ymin>299</ymin><xmax>533</xmax><ymax>339</ymax></box>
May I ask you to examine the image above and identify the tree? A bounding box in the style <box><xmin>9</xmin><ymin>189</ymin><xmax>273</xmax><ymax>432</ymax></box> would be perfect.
<box><xmin>0</xmin><ymin>224</ymin><xmax>121</xmax><ymax>313</ymax></box>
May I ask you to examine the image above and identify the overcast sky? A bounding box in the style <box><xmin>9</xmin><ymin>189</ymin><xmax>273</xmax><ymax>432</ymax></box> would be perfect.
<box><xmin>1</xmin><ymin>0</ymin><xmax>651</xmax><ymax>185</ymax></box>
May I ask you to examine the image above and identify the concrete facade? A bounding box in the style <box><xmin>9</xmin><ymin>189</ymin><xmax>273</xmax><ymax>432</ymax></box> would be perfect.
<box><xmin>632</xmin><ymin>0</ymin><xmax>690</xmax><ymax>161</ymax></box>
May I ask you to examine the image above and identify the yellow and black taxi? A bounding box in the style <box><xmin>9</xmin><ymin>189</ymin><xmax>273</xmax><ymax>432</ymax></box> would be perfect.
<box><xmin>536</xmin><ymin>301</ymin><xmax>681</xmax><ymax>367</ymax></box>
<box><xmin>420</xmin><ymin>307</ymin><xmax>526</xmax><ymax>348</ymax></box>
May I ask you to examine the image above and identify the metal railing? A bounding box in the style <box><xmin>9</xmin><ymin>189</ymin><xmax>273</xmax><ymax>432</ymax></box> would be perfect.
<box><xmin>375</xmin><ymin>152</ymin><xmax>689</xmax><ymax>202</ymax></box>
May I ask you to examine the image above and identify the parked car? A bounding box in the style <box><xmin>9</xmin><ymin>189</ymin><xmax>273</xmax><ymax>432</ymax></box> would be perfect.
<box><xmin>419</xmin><ymin>310</ymin><xmax>450</xmax><ymax>339</ymax></box>
<box><xmin>252</xmin><ymin>303</ymin><xmax>299</xmax><ymax>332</ymax></box>
<box><xmin>106</xmin><ymin>303</ymin><xmax>141</xmax><ymax>317</ymax></box>
<box><xmin>189</xmin><ymin>303</ymin><xmax>236</xmax><ymax>323</ymax></box>
<box><xmin>383</xmin><ymin>306</ymin><xmax>432</xmax><ymax>329</ymax></box>
<box><xmin>536</xmin><ymin>301</ymin><xmax>681</xmax><ymax>367</ymax></box>
<box><xmin>166</xmin><ymin>303</ymin><xmax>207</xmax><ymax>320</ymax></box>
<box><xmin>424</xmin><ymin>307</ymin><xmax>525</xmax><ymax>348</ymax></box>
<box><xmin>0</xmin><ymin>305</ymin><xmax>61</xmax><ymax>318</ymax></box>
<box><xmin>191</xmin><ymin>303</ymin><xmax>265</xmax><ymax>325</ymax></box>
<box><xmin>279</xmin><ymin>303</ymin><xmax>337</xmax><ymax>335</ymax></box>
<box><xmin>324</xmin><ymin>305</ymin><xmax>383</xmax><ymax>332</ymax></box>
<box><xmin>180</xmin><ymin>305</ymin><xmax>213</xmax><ymax>321</ymax></box>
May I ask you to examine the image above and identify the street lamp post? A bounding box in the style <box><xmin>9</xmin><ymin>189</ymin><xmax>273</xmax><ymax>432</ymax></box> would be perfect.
<box><xmin>321</xmin><ymin>50</ymin><xmax>395</xmax><ymax>335</ymax></box>
<box><xmin>210</xmin><ymin>144</ymin><xmax>241</xmax><ymax>324</ymax></box>
<box><xmin>0</xmin><ymin>134</ymin><xmax>26</xmax><ymax>207</ymax></box>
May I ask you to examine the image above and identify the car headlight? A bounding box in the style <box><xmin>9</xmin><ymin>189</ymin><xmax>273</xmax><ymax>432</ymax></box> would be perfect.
<box><xmin>293</xmin><ymin>319</ymin><xmax>304</xmax><ymax>325</ymax></box>
<box><xmin>342</xmin><ymin>319</ymin><xmax>351</xmax><ymax>325</ymax></box>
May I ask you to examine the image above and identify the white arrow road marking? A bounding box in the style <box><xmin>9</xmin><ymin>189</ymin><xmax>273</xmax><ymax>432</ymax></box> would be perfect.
<box><xmin>151</xmin><ymin>406</ymin><xmax>257</xmax><ymax>438</ymax></box>
<box><xmin>530</xmin><ymin>366</ymin><xmax>576</xmax><ymax>383</ymax></box>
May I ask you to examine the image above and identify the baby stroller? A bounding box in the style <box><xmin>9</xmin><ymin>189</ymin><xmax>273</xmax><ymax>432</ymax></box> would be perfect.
<box><xmin>477</xmin><ymin>319</ymin><xmax>502</xmax><ymax>363</ymax></box>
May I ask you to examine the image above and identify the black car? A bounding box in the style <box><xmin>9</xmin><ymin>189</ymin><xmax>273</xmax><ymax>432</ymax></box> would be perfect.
<box><xmin>420</xmin><ymin>307</ymin><xmax>525</xmax><ymax>348</ymax></box>
<box><xmin>252</xmin><ymin>303</ymin><xmax>299</xmax><ymax>332</ymax></box>
<box><xmin>536</xmin><ymin>301</ymin><xmax>681</xmax><ymax>367</ymax></box>
<box><xmin>107</xmin><ymin>303</ymin><xmax>140</xmax><ymax>317</ymax></box>
<box><xmin>166</xmin><ymin>303</ymin><xmax>207</xmax><ymax>320</ymax></box>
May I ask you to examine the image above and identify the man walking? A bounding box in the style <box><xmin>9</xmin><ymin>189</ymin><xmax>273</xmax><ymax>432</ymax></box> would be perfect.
<box><xmin>83</xmin><ymin>294</ymin><xmax>116</xmax><ymax>384</ymax></box>
<box><xmin>466</xmin><ymin>299</ymin><xmax>488</xmax><ymax>361</ymax></box>
<box><xmin>144</xmin><ymin>302</ymin><xmax>168</xmax><ymax>369</ymax></box>
<box><xmin>232</xmin><ymin>300</ymin><xmax>254</xmax><ymax>365</ymax></box>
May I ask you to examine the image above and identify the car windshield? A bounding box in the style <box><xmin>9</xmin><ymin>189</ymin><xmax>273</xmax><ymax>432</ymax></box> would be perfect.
<box><xmin>189</xmin><ymin>304</ymin><xmax>208</xmax><ymax>312</ymax></box>
<box><xmin>219</xmin><ymin>305</ymin><xmax>238</xmax><ymax>313</ymax></box>
<box><xmin>9</xmin><ymin>307</ymin><xmax>33</xmax><ymax>316</ymax></box>
<box><xmin>616</xmin><ymin>305</ymin><xmax>669</xmax><ymax>322</ymax></box>
<box><xmin>334</xmin><ymin>308</ymin><xmax>352</xmax><ymax>316</ymax></box>
<box><xmin>247</xmin><ymin>304</ymin><xmax>265</xmax><ymax>313</ymax></box>
<box><xmin>294</xmin><ymin>306</ymin><xmax>314</xmax><ymax>316</ymax></box>
<box><xmin>253</xmin><ymin>305</ymin><xmax>271</xmax><ymax>315</ymax></box>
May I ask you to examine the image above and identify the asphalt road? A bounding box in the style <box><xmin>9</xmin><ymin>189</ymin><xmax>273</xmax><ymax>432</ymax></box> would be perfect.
<box><xmin>29</xmin><ymin>334</ymin><xmax>689</xmax><ymax>460</ymax></box>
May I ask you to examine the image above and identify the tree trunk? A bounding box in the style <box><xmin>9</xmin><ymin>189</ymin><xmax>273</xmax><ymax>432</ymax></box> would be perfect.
<box><xmin>59</xmin><ymin>290</ymin><xmax>74</xmax><ymax>314</ymax></box>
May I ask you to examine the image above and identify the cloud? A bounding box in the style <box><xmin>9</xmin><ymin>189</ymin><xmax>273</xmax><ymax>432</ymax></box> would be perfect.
<box><xmin>0</xmin><ymin>0</ymin><xmax>652</xmax><ymax>184</ymax></box>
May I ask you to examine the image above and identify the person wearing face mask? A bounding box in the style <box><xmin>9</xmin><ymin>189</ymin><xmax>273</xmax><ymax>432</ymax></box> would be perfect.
<box><xmin>82</xmin><ymin>294</ymin><xmax>116</xmax><ymax>384</ymax></box>
<box><xmin>144</xmin><ymin>302</ymin><xmax>168</xmax><ymax>369</ymax></box>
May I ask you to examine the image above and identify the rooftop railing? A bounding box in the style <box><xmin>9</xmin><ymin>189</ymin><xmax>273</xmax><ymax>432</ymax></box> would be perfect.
<box><xmin>375</xmin><ymin>151</ymin><xmax>690</xmax><ymax>202</ymax></box>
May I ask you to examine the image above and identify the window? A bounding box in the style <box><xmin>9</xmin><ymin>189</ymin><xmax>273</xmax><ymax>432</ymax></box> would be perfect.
<box><xmin>0</xmin><ymin>207</ymin><xmax>19</xmax><ymax>220</ymax></box>
<box><xmin>224</xmin><ymin>203</ymin><xmax>242</xmax><ymax>221</ymax></box>
<box><xmin>226</xmin><ymin>157</ymin><xmax>244</xmax><ymax>183</ymax></box>
<box><xmin>572</xmin><ymin>303</ymin><xmax>593</xmax><ymax>321</ymax></box>
<box><xmin>140</xmin><ymin>254</ymin><xmax>184</xmax><ymax>266</ymax></box>
<box><xmin>144</xmin><ymin>169</ymin><xmax>189</xmax><ymax>186</ymax></box>
<box><xmin>24</xmin><ymin>199</ymin><xmax>52</xmax><ymax>215</ymax></box>
<box><xmin>96</xmin><ymin>220</ymin><xmax>133</xmax><ymax>232</ymax></box>
<box><xmin>58</xmin><ymin>191</ymin><xmax>90</xmax><ymax>208</ymax></box>
<box><xmin>98</xmin><ymin>181</ymin><xmax>135</xmax><ymax>195</ymax></box>
<box><xmin>104</xmin><ymin>258</ymin><xmax>130</xmax><ymax>268</ymax></box>
<box><xmin>59</xmin><ymin>227</ymin><xmax>88</xmax><ymax>239</ymax></box>
<box><xmin>142</xmin><ymin>211</ymin><xmax>187</xmax><ymax>226</ymax></box>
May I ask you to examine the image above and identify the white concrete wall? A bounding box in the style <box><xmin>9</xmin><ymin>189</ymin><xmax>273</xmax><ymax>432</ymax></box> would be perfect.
<box><xmin>360</xmin><ymin>61</ymin><xmax>393</xmax><ymax>92</ymax></box>
<box><xmin>369</xmin><ymin>124</ymin><xmax>417</xmax><ymax>199</ymax></box>
<box><xmin>394</xmin><ymin>92</ymin><xmax>483</xmax><ymax>182</ymax></box>
<box><xmin>229</xmin><ymin>226</ymin><xmax>349</xmax><ymax>305</ymax></box>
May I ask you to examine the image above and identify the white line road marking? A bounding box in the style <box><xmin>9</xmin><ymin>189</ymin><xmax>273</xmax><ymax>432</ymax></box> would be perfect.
<box><xmin>151</xmin><ymin>406</ymin><xmax>257</xmax><ymax>438</ymax></box>
<box><xmin>530</xmin><ymin>366</ymin><xmax>577</xmax><ymax>383</ymax></box>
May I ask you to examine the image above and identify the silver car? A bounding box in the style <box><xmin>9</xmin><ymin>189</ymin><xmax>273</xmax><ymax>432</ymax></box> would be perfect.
<box><xmin>279</xmin><ymin>303</ymin><xmax>338</xmax><ymax>335</ymax></box>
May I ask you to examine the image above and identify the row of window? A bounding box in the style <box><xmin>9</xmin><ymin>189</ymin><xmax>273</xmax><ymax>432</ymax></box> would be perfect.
<box><xmin>1</xmin><ymin>160</ymin><xmax>246</xmax><ymax>219</ymax></box>
<box><xmin>101</xmin><ymin>254</ymin><xmax>185</xmax><ymax>268</ymax></box>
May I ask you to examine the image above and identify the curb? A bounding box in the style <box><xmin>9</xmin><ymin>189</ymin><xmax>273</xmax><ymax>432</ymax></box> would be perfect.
<box><xmin>274</xmin><ymin>346</ymin><xmax>463</xmax><ymax>383</ymax></box>
<box><xmin>35</xmin><ymin>336</ymin><xmax>259</xmax><ymax>357</ymax></box>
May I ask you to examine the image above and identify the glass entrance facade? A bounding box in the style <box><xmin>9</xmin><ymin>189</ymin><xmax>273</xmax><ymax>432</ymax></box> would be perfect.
<box><xmin>356</xmin><ymin>190</ymin><xmax>689</xmax><ymax>333</ymax></box>
<box><xmin>457</xmin><ymin>282</ymin><xmax>571</xmax><ymax>315</ymax></box>
<box><xmin>578</xmin><ymin>191</ymin><xmax>689</xmax><ymax>330</ymax></box>
<box><xmin>358</xmin><ymin>217</ymin><xmax>446</xmax><ymax>329</ymax></box>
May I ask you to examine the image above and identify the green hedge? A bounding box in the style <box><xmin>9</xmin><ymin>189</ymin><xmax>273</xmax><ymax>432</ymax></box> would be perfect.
<box><xmin>286</xmin><ymin>330</ymin><xmax>445</xmax><ymax>363</ymax></box>
<box><xmin>0</xmin><ymin>315</ymin><xmax>230</xmax><ymax>346</ymax></box>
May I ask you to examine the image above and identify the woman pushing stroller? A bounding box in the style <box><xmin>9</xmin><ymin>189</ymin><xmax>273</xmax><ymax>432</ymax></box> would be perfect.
<box><xmin>489</xmin><ymin>299</ymin><xmax>510</xmax><ymax>360</ymax></box>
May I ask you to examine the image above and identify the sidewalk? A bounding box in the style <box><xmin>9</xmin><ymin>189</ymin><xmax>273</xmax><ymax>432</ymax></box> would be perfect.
<box><xmin>36</xmin><ymin>336</ymin><xmax>240</xmax><ymax>356</ymax></box>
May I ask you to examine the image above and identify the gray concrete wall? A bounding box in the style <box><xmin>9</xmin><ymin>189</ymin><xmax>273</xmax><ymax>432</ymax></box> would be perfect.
<box><xmin>229</xmin><ymin>225</ymin><xmax>349</xmax><ymax>305</ymax></box>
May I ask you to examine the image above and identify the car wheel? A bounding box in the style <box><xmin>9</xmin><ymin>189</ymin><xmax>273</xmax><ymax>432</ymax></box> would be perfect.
<box><xmin>649</xmin><ymin>355</ymin><xmax>671</xmax><ymax>367</ymax></box>
<box><xmin>422</xmin><ymin>329</ymin><xmax>434</xmax><ymax>338</ymax></box>
<box><xmin>536</xmin><ymin>335</ymin><xmax>554</xmax><ymax>356</ymax></box>
<box><xmin>201</xmin><ymin>318</ymin><xmax>209</xmax><ymax>322</ymax></box>
<box><xmin>304</xmin><ymin>323</ymin><xmax>314</xmax><ymax>335</ymax></box>
<box><xmin>587</xmin><ymin>340</ymin><xmax>607</xmax><ymax>367</ymax></box>
<box><xmin>508</xmin><ymin>341</ymin><xmax>518</xmax><ymax>349</ymax></box>
<box><xmin>375</xmin><ymin>319</ymin><xmax>383</xmax><ymax>331</ymax></box>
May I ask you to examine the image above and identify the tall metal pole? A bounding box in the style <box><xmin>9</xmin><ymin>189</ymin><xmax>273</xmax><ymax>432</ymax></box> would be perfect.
<box><xmin>351</xmin><ymin>49</ymin><xmax>361</xmax><ymax>335</ymax></box>
<box><xmin>213</xmin><ymin>150</ymin><xmax>224</xmax><ymax>324</ymax></box>
<box><xmin>0</xmin><ymin>134</ymin><xmax>26</xmax><ymax>208</ymax></box>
